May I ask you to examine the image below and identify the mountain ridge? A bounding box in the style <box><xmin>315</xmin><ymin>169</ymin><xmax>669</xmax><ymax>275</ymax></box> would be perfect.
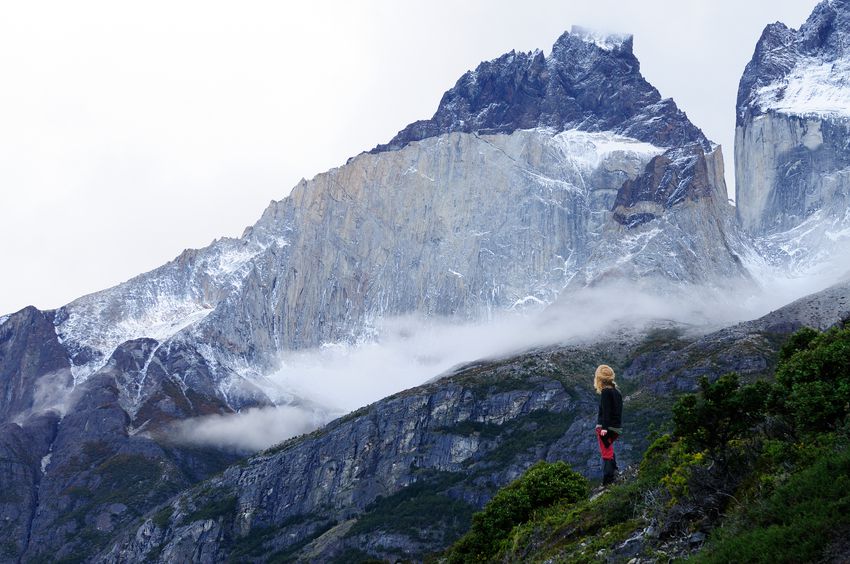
<box><xmin>371</xmin><ymin>26</ymin><xmax>709</xmax><ymax>155</ymax></box>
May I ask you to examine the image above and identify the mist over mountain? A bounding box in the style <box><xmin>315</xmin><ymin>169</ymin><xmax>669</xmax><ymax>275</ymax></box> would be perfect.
<box><xmin>0</xmin><ymin>2</ymin><xmax>849</xmax><ymax>561</ymax></box>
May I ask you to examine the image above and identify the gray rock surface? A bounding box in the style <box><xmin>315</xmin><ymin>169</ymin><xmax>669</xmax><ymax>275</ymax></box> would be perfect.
<box><xmin>0</xmin><ymin>306</ymin><xmax>70</xmax><ymax>422</ymax></box>
<box><xmin>735</xmin><ymin>0</ymin><xmax>850</xmax><ymax>270</ymax></box>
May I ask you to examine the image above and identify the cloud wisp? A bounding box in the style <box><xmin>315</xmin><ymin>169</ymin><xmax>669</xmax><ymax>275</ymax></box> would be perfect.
<box><xmin>170</xmin><ymin>257</ymin><xmax>849</xmax><ymax>453</ymax></box>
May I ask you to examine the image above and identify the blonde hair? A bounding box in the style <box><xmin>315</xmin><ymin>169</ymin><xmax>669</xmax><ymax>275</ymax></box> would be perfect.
<box><xmin>594</xmin><ymin>364</ymin><xmax>616</xmax><ymax>394</ymax></box>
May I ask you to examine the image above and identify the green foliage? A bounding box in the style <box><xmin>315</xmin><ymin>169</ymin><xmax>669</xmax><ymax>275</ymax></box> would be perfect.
<box><xmin>447</xmin><ymin>461</ymin><xmax>588</xmax><ymax>563</ymax></box>
<box><xmin>771</xmin><ymin>326</ymin><xmax>850</xmax><ymax>431</ymax></box>
<box><xmin>437</xmin><ymin>420</ymin><xmax>502</xmax><ymax>438</ymax></box>
<box><xmin>152</xmin><ymin>505</ymin><xmax>174</xmax><ymax>528</ymax></box>
<box><xmin>444</xmin><ymin>326</ymin><xmax>850</xmax><ymax>563</ymax></box>
<box><xmin>328</xmin><ymin>548</ymin><xmax>385</xmax><ymax>564</ymax></box>
<box><xmin>478</xmin><ymin>410</ymin><xmax>574</xmax><ymax>466</ymax></box>
<box><xmin>227</xmin><ymin>514</ymin><xmax>319</xmax><ymax>562</ymax></box>
<box><xmin>499</xmin><ymin>478</ymin><xmax>646</xmax><ymax>563</ymax></box>
<box><xmin>672</xmin><ymin>373</ymin><xmax>770</xmax><ymax>453</ymax></box>
<box><xmin>347</xmin><ymin>472</ymin><xmax>474</xmax><ymax>542</ymax></box>
<box><xmin>228</xmin><ymin>525</ymin><xmax>279</xmax><ymax>561</ymax></box>
<box><xmin>185</xmin><ymin>492</ymin><xmax>237</xmax><ymax>523</ymax></box>
<box><xmin>777</xmin><ymin>326</ymin><xmax>820</xmax><ymax>362</ymax></box>
<box><xmin>694</xmin><ymin>444</ymin><xmax>850</xmax><ymax>563</ymax></box>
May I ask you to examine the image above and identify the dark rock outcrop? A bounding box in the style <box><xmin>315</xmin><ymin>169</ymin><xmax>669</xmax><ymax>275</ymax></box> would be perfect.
<box><xmin>0</xmin><ymin>306</ymin><xmax>70</xmax><ymax>422</ymax></box>
<box><xmin>0</xmin><ymin>338</ymin><xmax>243</xmax><ymax>563</ymax></box>
<box><xmin>0</xmin><ymin>413</ymin><xmax>58</xmax><ymax>562</ymax></box>
<box><xmin>372</xmin><ymin>26</ymin><xmax>708</xmax><ymax>154</ymax></box>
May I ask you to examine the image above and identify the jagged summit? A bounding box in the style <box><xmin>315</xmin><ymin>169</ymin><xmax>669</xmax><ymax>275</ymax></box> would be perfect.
<box><xmin>569</xmin><ymin>25</ymin><xmax>633</xmax><ymax>52</ymax></box>
<box><xmin>371</xmin><ymin>26</ymin><xmax>709</xmax><ymax>154</ymax></box>
<box><xmin>737</xmin><ymin>0</ymin><xmax>850</xmax><ymax>123</ymax></box>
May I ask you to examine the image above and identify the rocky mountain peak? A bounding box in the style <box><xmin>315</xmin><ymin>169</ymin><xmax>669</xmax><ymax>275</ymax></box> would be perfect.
<box><xmin>738</xmin><ymin>0</ymin><xmax>850</xmax><ymax>124</ymax></box>
<box><xmin>735</xmin><ymin>0</ymin><xmax>850</xmax><ymax>250</ymax></box>
<box><xmin>557</xmin><ymin>26</ymin><xmax>634</xmax><ymax>55</ymax></box>
<box><xmin>370</xmin><ymin>27</ymin><xmax>708</xmax><ymax>154</ymax></box>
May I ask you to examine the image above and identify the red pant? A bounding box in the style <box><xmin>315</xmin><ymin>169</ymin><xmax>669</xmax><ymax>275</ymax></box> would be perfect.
<box><xmin>596</xmin><ymin>427</ymin><xmax>619</xmax><ymax>460</ymax></box>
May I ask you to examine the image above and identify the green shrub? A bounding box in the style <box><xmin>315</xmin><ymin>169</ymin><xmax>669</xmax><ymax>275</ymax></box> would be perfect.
<box><xmin>778</xmin><ymin>326</ymin><xmax>820</xmax><ymax>362</ymax></box>
<box><xmin>152</xmin><ymin>506</ymin><xmax>174</xmax><ymax>528</ymax></box>
<box><xmin>447</xmin><ymin>461</ymin><xmax>588</xmax><ymax>563</ymax></box>
<box><xmin>185</xmin><ymin>493</ymin><xmax>237</xmax><ymax>523</ymax></box>
<box><xmin>695</xmin><ymin>445</ymin><xmax>850</xmax><ymax>563</ymax></box>
<box><xmin>672</xmin><ymin>373</ymin><xmax>769</xmax><ymax>454</ymax></box>
<box><xmin>771</xmin><ymin>326</ymin><xmax>850</xmax><ymax>431</ymax></box>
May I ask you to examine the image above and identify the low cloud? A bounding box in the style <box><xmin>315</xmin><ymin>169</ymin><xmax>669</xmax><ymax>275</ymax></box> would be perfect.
<box><xmin>170</xmin><ymin>257</ymin><xmax>849</xmax><ymax>452</ymax></box>
<box><xmin>170</xmin><ymin>405</ymin><xmax>330</xmax><ymax>452</ymax></box>
<box><xmin>13</xmin><ymin>368</ymin><xmax>76</xmax><ymax>424</ymax></box>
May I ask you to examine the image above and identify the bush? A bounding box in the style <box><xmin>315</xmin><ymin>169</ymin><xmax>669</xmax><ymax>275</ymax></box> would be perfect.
<box><xmin>447</xmin><ymin>461</ymin><xmax>588</xmax><ymax>563</ymax></box>
<box><xmin>777</xmin><ymin>326</ymin><xmax>820</xmax><ymax>363</ymax></box>
<box><xmin>672</xmin><ymin>373</ymin><xmax>770</xmax><ymax>455</ymax></box>
<box><xmin>695</xmin><ymin>445</ymin><xmax>850</xmax><ymax>563</ymax></box>
<box><xmin>771</xmin><ymin>326</ymin><xmax>850</xmax><ymax>431</ymax></box>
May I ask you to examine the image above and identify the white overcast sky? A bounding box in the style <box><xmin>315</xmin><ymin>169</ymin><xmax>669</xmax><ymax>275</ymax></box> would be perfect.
<box><xmin>0</xmin><ymin>0</ymin><xmax>819</xmax><ymax>315</ymax></box>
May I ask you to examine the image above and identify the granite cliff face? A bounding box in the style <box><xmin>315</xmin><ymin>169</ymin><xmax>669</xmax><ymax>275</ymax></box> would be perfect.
<box><xmin>3</xmin><ymin>26</ymin><xmax>745</xmax><ymax>418</ymax></box>
<box><xmin>735</xmin><ymin>0</ymin><xmax>850</xmax><ymax>270</ymax></box>
<box><xmin>577</xmin><ymin>143</ymin><xmax>751</xmax><ymax>286</ymax></box>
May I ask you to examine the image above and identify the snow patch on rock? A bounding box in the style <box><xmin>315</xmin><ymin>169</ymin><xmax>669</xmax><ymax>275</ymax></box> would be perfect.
<box><xmin>754</xmin><ymin>57</ymin><xmax>850</xmax><ymax>118</ymax></box>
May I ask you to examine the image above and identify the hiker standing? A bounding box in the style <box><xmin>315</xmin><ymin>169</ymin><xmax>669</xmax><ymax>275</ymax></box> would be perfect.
<box><xmin>594</xmin><ymin>364</ymin><xmax>623</xmax><ymax>485</ymax></box>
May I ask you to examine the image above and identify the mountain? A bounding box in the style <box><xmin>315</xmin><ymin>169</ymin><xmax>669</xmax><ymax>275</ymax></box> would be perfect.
<box><xmin>0</xmin><ymin>26</ymin><xmax>753</xmax><ymax>562</ymax></box>
<box><xmin>0</xmin><ymin>27</ymin><xmax>748</xmax><ymax>444</ymax></box>
<box><xmin>5</xmin><ymin>26</ymin><xmax>746</xmax><ymax>417</ymax></box>
<box><xmin>736</xmin><ymin>0</ymin><xmax>850</xmax><ymax>271</ymax></box>
<box><xmin>2</xmin><ymin>5</ymin><xmax>849</xmax><ymax>560</ymax></box>
<box><xmin>96</xmin><ymin>278</ymin><xmax>850</xmax><ymax>562</ymax></box>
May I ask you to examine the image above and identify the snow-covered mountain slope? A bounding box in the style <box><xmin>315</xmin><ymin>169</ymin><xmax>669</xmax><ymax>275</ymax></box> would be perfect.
<box><xmin>4</xmin><ymin>26</ymin><xmax>746</xmax><ymax>421</ymax></box>
<box><xmin>735</xmin><ymin>0</ymin><xmax>850</xmax><ymax>273</ymax></box>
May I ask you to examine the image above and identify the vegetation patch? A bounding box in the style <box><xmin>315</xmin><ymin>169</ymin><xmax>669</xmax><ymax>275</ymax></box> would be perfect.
<box><xmin>446</xmin><ymin>461</ymin><xmax>588</xmax><ymax>562</ymax></box>
<box><xmin>436</xmin><ymin>420</ymin><xmax>502</xmax><ymax>438</ymax></box>
<box><xmin>347</xmin><ymin>471</ymin><xmax>473</xmax><ymax>543</ymax></box>
<box><xmin>185</xmin><ymin>492</ymin><xmax>238</xmax><ymax>523</ymax></box>
<box><xmin>152</xmin><ymin>505</ymin><xmax>174</xmax><ymax>528</ymax></box>
<box><xmin>476</xmin><ymin>409</ymin><xmax>574</xmax><ymax>467</ymax></box>
<box><xmin>227</xmin><ymin>514</ymin><xmax>318</xmax><ymax>561</ymax></box>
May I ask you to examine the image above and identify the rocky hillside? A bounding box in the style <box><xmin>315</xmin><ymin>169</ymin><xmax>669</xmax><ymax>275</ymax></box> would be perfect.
<box><xmin>735</xmin><ymin>0</ymin><xmax>850</xmax><ymax>270</ymax></box>
<box><xmin>94</xmin><ymin>278</ymin><xmax>850</xmax><ymax>563</ymax></box>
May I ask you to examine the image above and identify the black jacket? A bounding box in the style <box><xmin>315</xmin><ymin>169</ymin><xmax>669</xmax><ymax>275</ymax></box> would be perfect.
<box><xmin>597</xmin><ymin>386</ymin><xmax>623</xmax><ymax>431</ymax></box>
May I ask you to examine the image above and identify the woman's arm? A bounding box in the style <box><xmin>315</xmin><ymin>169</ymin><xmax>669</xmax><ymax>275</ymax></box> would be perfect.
<box><xmin>599</xmin><ymin>388</ymin><xmax>614</xmax><ymax>430</ymax></box>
